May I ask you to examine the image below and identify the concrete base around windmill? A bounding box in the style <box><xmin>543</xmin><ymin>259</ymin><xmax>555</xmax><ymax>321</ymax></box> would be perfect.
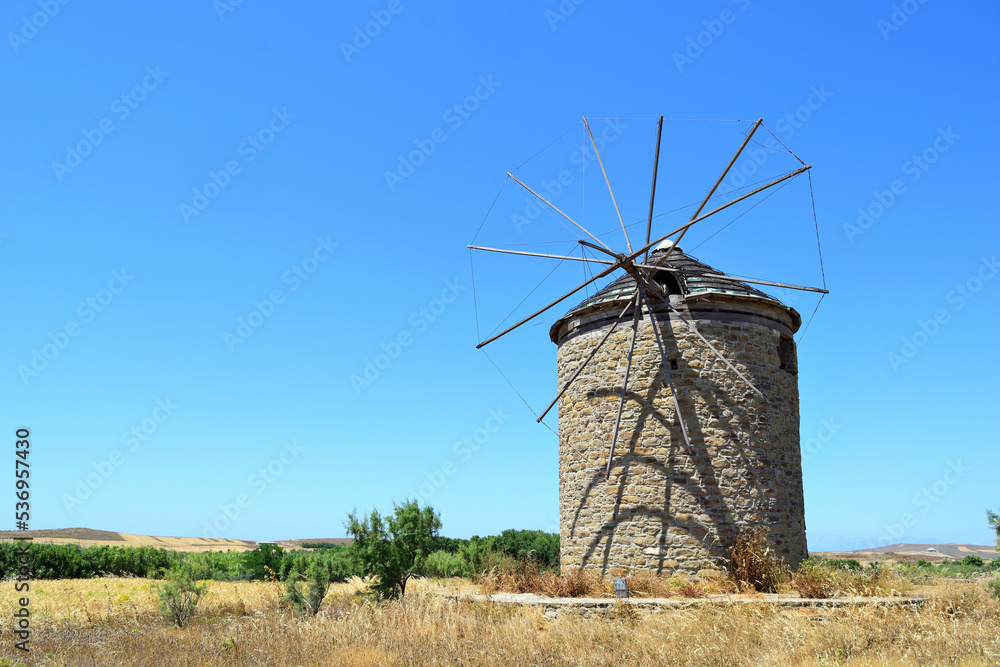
<box><xmin>445</xmin><ymin>592</ymin><xmax>927</xmax><ymax>619</ymax></box>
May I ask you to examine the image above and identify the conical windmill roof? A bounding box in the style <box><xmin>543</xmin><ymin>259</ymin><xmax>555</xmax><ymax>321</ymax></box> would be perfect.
<box><xmin>549</xmin><ymin>244</ymin><xmax>801</xmax><ymax>343</ymax></box>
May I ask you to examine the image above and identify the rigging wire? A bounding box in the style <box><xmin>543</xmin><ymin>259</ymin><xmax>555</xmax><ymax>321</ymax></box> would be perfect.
<box><xmin>796</xmin><ymin>294</ymin><xmax>825</xmax><ymax>345</ymax></box>
<box><xmin>512</xmin><ymin>121</ymin><xmax>582</xmax><ymax>172</ymax></box>
<box><xmin>485</xmin><ymin>254</ymin><xmax>568</xmax><ymax>339</ymax></box>
<box><xmin>808</xmin><ymin>170</ymin><xmax>827</xmax><ymax>289</ymax></box>
<box><xmin>688</xmin><ymin>179</ymin><xmax>791</xmax><ymax>252</ymax></box>
<box><xmin>471</xmin><ymin>176</ymin><xmax>509</xmax><ymax>245</ymax></box>
<box><xmin>479</xmin><ymin>349</ymin><xmax>559</xmax><ymax>436</ymax></box>
<box><xmin>761</xmin><ymin>123</ymin><xmax>807</xmax><ymax>166</ymax></box>
<box><xmin>581</xmin><ymin>122</ymin><xmax>585</xmax><ymax>233</ymax></box>
<box><xmin>748</xmin><ymin>137</ymin><xmax>787</xmax><ymax>154</ymax></box>
<box><xmin>481</xmin><ymin>169</ymin><xmax>803</xmax><ymax>249</ymax></box>
<box><xmin>582</xmin><ymin>245</ymin><xmax>596</xmax><ymax>297</ymax></box>
<box><xmin>470</xmin><ymin>248</ymin><xmax>481</xmax><ymax>342</ymax></box>
<box><xmin>587</xmin><ymin>117</ymin><xmax>750</xmax><ymax>123</ymax></box>
<box><xmin>796</xmin><ymin>170</ymin><xmax>828</xmax><ymax>345</ymax></box>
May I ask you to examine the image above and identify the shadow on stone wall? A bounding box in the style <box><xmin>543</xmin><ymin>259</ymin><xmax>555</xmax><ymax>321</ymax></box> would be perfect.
<box><xmin>565</xmin><ymin>341</ymin><xmax>784</xmax><ymax>575</ymax></box>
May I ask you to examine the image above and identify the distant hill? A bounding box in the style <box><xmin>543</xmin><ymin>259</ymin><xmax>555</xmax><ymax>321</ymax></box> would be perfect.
<box><xmin>814</xmin><ymin>543</ymin><xmax>997</xmax><ymax>563</ymax></box>
<box><xmin>0</xmin><ymin>528</ymin><xmax>351</xmax><ymax>552</ymax></box>
<box><xmin>806</xmin><ymin>532</ymin><xmax>946</xmax><ymax>552</ymax></box>
<box><xmin>0</xmin><ymin>528</ymin><xmax>257</xmax><ymax>552</ymax></box>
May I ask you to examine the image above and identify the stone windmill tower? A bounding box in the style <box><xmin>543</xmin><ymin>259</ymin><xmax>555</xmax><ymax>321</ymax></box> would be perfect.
<box><xmin>549</xmin><ymin>240</ymin><xmax>808</xmax><ymax>575</ymax></box>
<box><xmin>470</xmin><ymin>117</ymin><xmax>827</xmax><ymax>577</ymax></box>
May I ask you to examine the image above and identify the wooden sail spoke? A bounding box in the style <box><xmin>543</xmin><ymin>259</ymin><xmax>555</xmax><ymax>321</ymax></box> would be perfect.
<box><xmin>583</xmin><ymin>116</ymin><xmax>631</xmax><ymax>253</ymax></box>
<box><xmin>643</xmin><ymin>279</ymin><xmax>765</xmax><ymax>399</ymax></box>
<box><xmin>507</xmin><ymin>172</ymin><xmax>614</xmax><ymax>254</ymax></box>
<box><xmin>636</xmin><ymin>283</ymin><xmax>692</xmax><ymax>450</ymax></box>
<box><xmin>538</xmin><ymin>297</ymin><xmax>636</xmax><ymax>423</ymax></box>
<box><xmin>468</xmin><ymin>244</ymin><xmax>615</xmax><ymax>266</ymax></box>
<box><xmin>644</xmin><ymin>116</ymin><xmax>664</xmax><ymax>263</ymax></box>
<box><xmin>659</xmin><ymin>118</ymin><xmax>763</xmax><ymax>264</ymax></box>
<box><xmin>604</xmin><ymin>296</ymin><xmax>643</xmax><ymax>477</ymax></box>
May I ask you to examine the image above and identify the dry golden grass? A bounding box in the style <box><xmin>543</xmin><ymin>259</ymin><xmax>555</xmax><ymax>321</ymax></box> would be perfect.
<box><xmin>475</xmin><ymin>552</ymin><xmax>729</xmax><ymax>599</ymax></box>
<box><xmin>0</xmin><ymin>575</ymin><xmax>998</xmax><ymax>666</ymax></box>
<box><xmin>791</xmin><ymin>562</ymin><xmax>915</xmax><ymax>599</ymax></box>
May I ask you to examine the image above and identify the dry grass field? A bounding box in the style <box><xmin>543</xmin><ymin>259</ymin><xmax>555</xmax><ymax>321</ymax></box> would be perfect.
<box><xmin>0</xmin><ymin>575</ymin><xmax>998</xmax><ymax>666</ymax></box>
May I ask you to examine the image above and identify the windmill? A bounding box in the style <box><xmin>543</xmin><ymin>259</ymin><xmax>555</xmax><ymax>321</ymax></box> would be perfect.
<box><xmin>470</xmin><ymin>117</ymin><xmax>828</xmax><ymax>574</ymax></box>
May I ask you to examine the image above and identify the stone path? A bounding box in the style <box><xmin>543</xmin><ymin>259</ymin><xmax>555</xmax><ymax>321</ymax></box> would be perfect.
<box><xmin>445</xmin><ymin>592</ymin><xmax>926</xmax><ymax>617</ymax></box>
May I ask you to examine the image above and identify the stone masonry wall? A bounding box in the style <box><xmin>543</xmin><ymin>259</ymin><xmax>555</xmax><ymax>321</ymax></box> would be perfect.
<box><xmin>557</xmin><ymin>311</ymin><xmax>807</xmax><ymax>576</ymax></box>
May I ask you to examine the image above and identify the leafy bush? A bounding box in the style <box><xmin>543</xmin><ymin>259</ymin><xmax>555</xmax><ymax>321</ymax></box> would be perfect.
<box><xmin>428</xmin><ymin>536</ymin><xmax>465</xmax><ymax>553</ymax></box>
<box><xmin>921</xmin><ymin>558</ymin><xmax>999</xmax><ymax>579</ymax></box>
<box><xmin>0</xmin><ymin>541</ymin><xmax>365</xmax><ymax>583</ymax></box>
<box><xmin>282</xmin><ymin>559</ymin><xmax>341</xmax><ymax>615</ymax></box>
<box><xmin>453</xmin><ymin>531</ymin><xmax>560</xmax><ymax>578</ymax></box>
<box><xmin>728</xmin><ymin>527</ymin><xmax>785</xmax><ymax>593</ymax></box>
<box><xmin>963</xmin><ymin>555</ymin><xmax>985</xmax><ymax>568</ymax></box>
<box><xmin>301</xmin><ymin>542</ymin><xmax>342</xmax><ymax>550</ymax></box>
<box><xmin>458</xmin><ymin>537</ymin><xmax>489</xmax><ymax>577</ymax></box>
<box><xmin>487</xmin><ymin>529</ymin><xmax>560</xmax><ymax>569</ymax></box>
<box><xmin>421</xmin><ymin>550</ymin><xmax>466</xmax><ymax>578</ymax></box>
<box><xmin>156</xmin><ymin>562</ymin><xmax>209</xmax><ymax>628</ymax></box>
<box><xmin>989</xmin><ymin>577</ymin><xmax>1000</xmax><ymax>601</ymax></box>
<box><xmin>0</xmin><ymin>543</ymin><xmax>181</xmax><ymax>580</ymax></box>
<box><xmin>809</xmin><ymin>557</ymin><xmax>861</xmax><ymax>571</ymax></box>
<box><xmin>346</xmin><ymin>500</ymin><xmax>441</xmax><ymax>600</ymax></box>
<box><xmin>242</xmin><ymin>544</ymin><xmax>284</xmax><ymax>581</ymax></box>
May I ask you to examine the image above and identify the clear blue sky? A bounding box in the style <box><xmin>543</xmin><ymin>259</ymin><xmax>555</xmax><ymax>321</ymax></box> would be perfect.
<box><xmin>3</xmin><ymin>1</ymin><xmax>997</xmax><ymax>550</ymax></box>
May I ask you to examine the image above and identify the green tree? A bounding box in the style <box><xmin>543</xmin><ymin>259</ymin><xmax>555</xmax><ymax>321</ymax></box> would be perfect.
<box><xmin>156</xmin><ymin>562</ymin><xmax>209</xmax><ymax>628</ymax></box>
<box><xmin>989</xmin><ymin>509</ymin><xmax>999</xmax><ymax>550</ymax></box>
<box><xmin>242</xmin><ymin>543</ymin><xmax>284</xmax><ymax>581</ymax></box>
<box><xmin>489</xmin><ymin>529</ymin><xmax>560</xmax><ymax>569</ymax></box>
<box><xmin>346</xmin><ymin>500</ymin><xmax>441</xmax><ymax>600</ymax></box>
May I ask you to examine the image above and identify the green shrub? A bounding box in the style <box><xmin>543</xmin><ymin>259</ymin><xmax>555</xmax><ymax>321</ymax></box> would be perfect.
<box><xmin>0</xmin><ymin>543</ymin><xmax>181</xmax><ymax>580</ymax></box>
<box><xmin>346</xmin><ymin>500</ymin><xmax>442</xmax><ymax>600</ymax></box>
<box><xmin>242</xmin><ymin>544</ymin><xmax>284</xmax><ymax>581</ymax></box>
<box><xmin>421</xmin><ymin>550</ymin><xmax>466</xmax><ymax>578</ymax></box>
<box><xmin>962</xmin><ymin>555</ymin><xmax>984</xmax><ymax>568</ymax></box>
<box><xmin>988</xmin><ymin>577</ymin><xmax>1000</xmax><ymax>601</ymax></box>
<box><xmin>156</xmin><ymin>563</ymin><xmax>209</xmax><ymax>628</ymax></box>
<box><xmin>428</xmin><ymin>536</ymin><xmax>465</xmax><ymax>553</ymax></box>
<box><xmin>810</xmin><ymin>556</ymin><xmax>861</xmax><ymax>572</ymax></box>
<box><xmin>282</xmin><ymin>560</ymin><xmax>338</xmax><ymax>615</ymax></box>
<box><xmin>487</xmin><ymin>529</ymin><xmax>560</xmax><ymax>569</ymax></box>
<box><xmin>458</xmin><ymin>537</ymin><xmax>488</xmax><ymax>577</ymax></box>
